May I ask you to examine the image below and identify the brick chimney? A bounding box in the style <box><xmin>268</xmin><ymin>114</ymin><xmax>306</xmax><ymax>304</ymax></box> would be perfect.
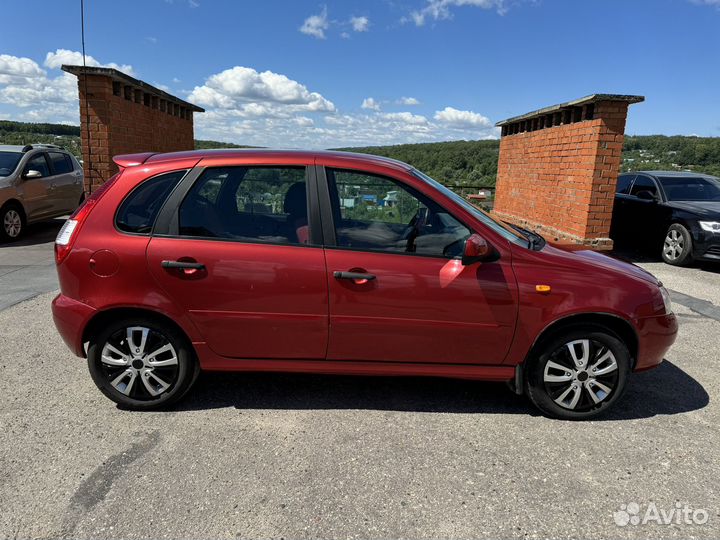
<box><xmin>493</xmin><ymin>94</ymin><xmax>644</xmax><ymax>249</ymax></box>
<box><xmin>62</xmin><ymin>65</ymin><xmax>204</xmax><ymax>192</ymax></box>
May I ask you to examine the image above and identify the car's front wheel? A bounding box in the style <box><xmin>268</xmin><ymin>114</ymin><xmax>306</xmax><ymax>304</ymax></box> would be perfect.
<box><xmin>0</xmin><ymin>203</ymin><xmax>24</xmax><ymax>242</ymax></box>
<box><xmin>87</xmin><ymin>317</ymin><xmax>198</xmax><ymax>410</ymax></box>
<box><xmin>525</xmin><ymin>328</ymin><xmax>631</xmax><ymax>420</ymax></box>
<box><xmin>662</xmin><ymin>223</ymin><xmax>693</xmax><ymax>266</ymax></box>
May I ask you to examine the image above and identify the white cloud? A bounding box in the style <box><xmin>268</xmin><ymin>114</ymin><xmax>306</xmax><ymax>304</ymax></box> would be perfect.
<box><xmin>398</xmin><ymin>96</ymin><xmax>421</xmax><ymax>106</ymax></box>
<box><xmin>0</xmin><ymin>50</ymin><xmax>135</xmax><ymax>123</ymax></box>
<box><xmin>146</xmin><ymin>36</ymin><xmax>158</xmax><ymax>44</ymax></box>
<box><xmin>188</xmin><ymin>0</ymin><xmax>199</xmax><ymax>7</ymax></box>
<box><xmin>409</xmin><ymin>0</ymin><xmax>508</xmax><ymax>26</ymax></box>
<box><xmin>43</xmin><ymin>49</ymin><xmax>135</xmax><ymax>75</ymax></box>
<box><xmin>188</xmin><ymin>66</ymin><xmax>335</xmax><ymax>112</ymax></box>
<box><xmin>361</xmin><ymin>97</ymin><xmax>381</xmax><ymax>111</ymax></box>
<box><xmin>350</xmin><ymin>16</ymin><xmax>370</xmax><ymax>32</ymax></box>
<box><xmin>434</xmin><ymin>106</ymin><xmax>492</xmax><ymax>127</ymax></box>
<box><xmin>300</xmin><ymin>6</ymin><xmax>329</xmax><ymax>39</ymax></box>
<box><xmin>340</xmin><ymin>32</ymin><xmax>350</xmax><ymax>39</ymax></box>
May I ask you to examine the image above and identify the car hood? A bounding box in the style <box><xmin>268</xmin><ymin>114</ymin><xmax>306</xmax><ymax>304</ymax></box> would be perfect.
<box><xmin>665</xmin><ymin>200</ymin><xmax>720</xmax><ymax>218</ymax></box>
<box><xmin>546</xmin><ymin>242</ymin><xmax>660</xmax><ymax>285</ymax></box>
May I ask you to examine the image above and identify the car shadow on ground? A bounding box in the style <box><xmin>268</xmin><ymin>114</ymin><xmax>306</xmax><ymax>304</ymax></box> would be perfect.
<box><xmin>0</xmin><ymin>218</ymin><xmax>65</xmax><ymax>248</ymax></box>
<box><xmin>174</xmin><ymin>360</ymin><xmax>708</xmax><ymax>421</ymax></box>
<box><xmin>611</xmin><ymin>246</ymin><xmax>720</xmax><ymax>274</ymax></box>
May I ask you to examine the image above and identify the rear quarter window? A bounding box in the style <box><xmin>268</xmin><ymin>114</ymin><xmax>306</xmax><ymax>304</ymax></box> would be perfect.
<box><xmin>116</xmin><ymin>170</ymin><xmax>187</xmax><ymax>234</ymax></box>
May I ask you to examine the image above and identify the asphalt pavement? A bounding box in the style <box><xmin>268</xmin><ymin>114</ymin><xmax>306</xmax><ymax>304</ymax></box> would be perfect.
<box><xmin>0</xmin><ymin>229</ymin><xmax>719</xmax><ymax>539</ymax></box>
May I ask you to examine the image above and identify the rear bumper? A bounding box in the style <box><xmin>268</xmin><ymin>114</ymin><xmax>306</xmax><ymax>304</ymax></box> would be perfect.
<box><xmin>634</xmin><ymin>312</ymin><xmax>678</xmax><ymax>371</ymax></box>
<box><xmin>51</xmin><ymin>294</ymin><xmax>97</xmax><ymax>357</ymax></box>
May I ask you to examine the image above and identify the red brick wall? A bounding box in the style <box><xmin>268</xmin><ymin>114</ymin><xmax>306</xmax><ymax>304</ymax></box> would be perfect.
<box><xmin>77</xmin><ymin>74</ymin><xmax>195</xmax><ymax>191</ymax></box>
<box><xmin>493</xmin><ymin>101</ymin><xmax>629</xmax><ymax>249</ymax></box>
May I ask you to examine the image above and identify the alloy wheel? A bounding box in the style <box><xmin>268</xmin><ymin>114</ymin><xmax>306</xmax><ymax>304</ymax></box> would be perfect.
<box><xmin>3</xmin><ymin>209</ymin><xmax>22</xmax><ymax>238</ymax></box>
<box><xmin>99</xmin><ymin>326</ymin><xmax>179</xmax><ymax>400</ymax></box>
<box><xmin>663</xmin><ymin>229</ymin><xmax>684</xmax><ymax>261</ymax></box>
<box><xmin>543</xmin><ymin>339</ymin><xmax>619</xmax><ymax>411</ymax></box>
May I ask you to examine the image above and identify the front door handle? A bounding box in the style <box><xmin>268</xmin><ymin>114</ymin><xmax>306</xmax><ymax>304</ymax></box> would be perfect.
<box><xmin>333</xmin><ymin>271</ymin><xmax>376</xmax><ymax>283</ymax></box>
<box><xmin>161</xmin><ymin>260</ymin><xmax>206</xmax><ymax>271</ymax></box>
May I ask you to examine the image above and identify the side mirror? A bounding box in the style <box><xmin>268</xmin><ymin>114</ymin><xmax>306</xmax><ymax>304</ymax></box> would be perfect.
<box><xmin>635</xmin><ymin>190</ymin><xmax>657</xmax><ymax>202</ymax></box>
<box><xmin>462</xmin><ymin>233</ymin><xmax>498</xmax><ymax>265</ymax></box>
<box><xmin>23</xmin><ymin>169</ymin><xmax>42</xmax><ymax>179</ymax></box>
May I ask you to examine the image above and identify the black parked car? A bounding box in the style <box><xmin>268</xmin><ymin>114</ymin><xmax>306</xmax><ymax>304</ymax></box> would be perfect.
<box><xmin>611</xmin><ymin>171</ymin><xmax>720</xmax><ymax>266</ymax></box>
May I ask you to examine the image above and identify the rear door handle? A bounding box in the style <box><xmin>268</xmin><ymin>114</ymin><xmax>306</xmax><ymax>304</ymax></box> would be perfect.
<box><xmin>161</xmin><ymin>260</ymin><xmax>206</xmax><ymax>270</ymax></box>
<box><xmin>333</xmin><ymin>271</ymin><xmax>376</xmax><ymax>281</ymax></box>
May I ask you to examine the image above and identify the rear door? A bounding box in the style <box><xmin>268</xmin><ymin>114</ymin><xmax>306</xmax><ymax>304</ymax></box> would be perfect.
<box><xmin>319</xmin><ymin>166</ymin><xmax>518</xmax><ymax>365</ymax></box>
<box><xmin>626</xmin><ymin>174</ymin><xmax>662</xmax><ymax>245</ymax></box>
<box><xmin>146</xmin><ymin>161</ymin><xmax>328</xmax><ymax>360</ymax></box>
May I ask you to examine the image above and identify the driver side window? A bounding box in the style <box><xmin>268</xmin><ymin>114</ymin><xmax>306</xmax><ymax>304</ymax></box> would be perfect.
<box><xmin>327</xmin><ymin>168</ymin><xmax>471</xmax><ymax>258</ymax></box>
<box><xmin>24</xmin><ymin>154</ymin><xmax>50</xmax><ymax>178</ymax></box>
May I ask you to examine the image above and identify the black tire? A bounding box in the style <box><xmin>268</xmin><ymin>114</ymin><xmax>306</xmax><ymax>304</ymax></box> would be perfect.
<box><xmin>0</xmin><ymin>202</ymin><xmax>25</xmax><ymax>242</ymax></box>
<box><xmin>661</xmin><ymin>223</ymin><xmax>694</xmax><ymax>266</ymax></box>
<box><xmin>87</xmin><ymin>316</ymin><xmax>199</xmax><ymax>410</ymax></box>
<box><xmin>524</xmin><ymin>327</ymin><xmax>631</xmax><ymax>420</ymax></box>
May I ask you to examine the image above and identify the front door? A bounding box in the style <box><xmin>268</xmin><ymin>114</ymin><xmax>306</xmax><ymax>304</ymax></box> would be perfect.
<box><xmin>47</xmin><ymin>151</ymin><xmax>83</xmax><ymax>212</ymax></box>
<box><xmin>20</xmin><ymin>153</ymin><xmax>55</xmax><ymax>219</ymax></box>
<box><xmin>321</xmin><ymin>167</ymin><xmax>518</xmax><ymax>365</ymax></box>
<box><xmin>146</xmin><ymin>164</ymin><xmax>328</xmax><ymax>359</ymax></box>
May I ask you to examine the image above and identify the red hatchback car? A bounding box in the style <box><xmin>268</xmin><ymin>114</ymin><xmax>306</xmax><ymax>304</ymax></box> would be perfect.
<box><xmin>52</xmin><ymin>149</ymin><xmax>677</xmax><ymax>419</ymax></box>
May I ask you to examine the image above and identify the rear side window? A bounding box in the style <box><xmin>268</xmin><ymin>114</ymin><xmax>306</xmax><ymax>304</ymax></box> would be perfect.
<box><xmin>178</xmin><ymin>166</ymin><xmax>308</xmax><ymax>245</ymax></box>
<box><xmin>48</xmin><ymin>152</ymin><xmax>74</xmax><ymax>175</ymax></box>
<box><xmin>116</xmin><ymin>170</ymin><xmax>187</xmax><ymax>234</ymax></box>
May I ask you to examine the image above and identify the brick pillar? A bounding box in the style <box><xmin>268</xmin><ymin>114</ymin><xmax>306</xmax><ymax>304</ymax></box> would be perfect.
<box><xmin>493</xmin><ymin>94</ymin><xmax>643</xmax><ymax>249</ymax></box>
<box><xmin>63</xmin><ymin>65</ymin><xmax>204</xmax><ymax>193</ymax></box>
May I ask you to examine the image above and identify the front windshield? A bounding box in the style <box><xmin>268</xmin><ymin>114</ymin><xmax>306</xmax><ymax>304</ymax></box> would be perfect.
<box><xmin>658</xmin><ymin>176</ymin><xmax>720</xmax><ymax>201</ymax></box>
<box><xmin>0</xmin><ymin>151</ymin><xmax>22</xmax><ymax>177</ymax></box>
<box><xmin>412</xmin><ymin>169</ymin><xmax>529</xmax><ymax>247</ymax></box>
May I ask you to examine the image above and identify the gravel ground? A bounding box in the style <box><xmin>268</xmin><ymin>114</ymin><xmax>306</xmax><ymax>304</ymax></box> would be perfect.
<box><xmin>0</xmin><ymin>290</ymin><xmax>718</xmax><ymax>539</ymax></box>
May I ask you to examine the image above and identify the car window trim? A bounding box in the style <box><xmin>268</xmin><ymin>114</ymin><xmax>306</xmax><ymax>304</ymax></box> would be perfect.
<box><xmin>317</xmin><ymin>165</ymin><xmax>474</xmax><ymax>259</ymax></box>
<box><xmin>628</xmin><ymin>174</ymin><xmax>663</xmax><ymax>202</ymax></box>
<box><xmin>153</xmin><ymin>163</ymin><xmax>324</xmax><ymax>248</ymax></box>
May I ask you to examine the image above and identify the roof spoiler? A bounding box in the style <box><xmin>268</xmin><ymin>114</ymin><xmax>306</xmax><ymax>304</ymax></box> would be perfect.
<box><xmin>112</xmin><ymin>152</ymin><xmax>156</xmax><ymax>170</ymax></box>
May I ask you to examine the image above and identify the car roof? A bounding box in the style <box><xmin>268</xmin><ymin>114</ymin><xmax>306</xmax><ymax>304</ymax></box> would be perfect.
<box><xmin>628</xmin><ymin>170</ymin><xmax>718</xmax><ymax>179</ymax></box>
<box><xmin>0</xmin><ymin>145</ymin><xmax>27</xmax><ymax>153</ymax></box>
<box><xmin>124</xmin><ymin>148</ymin><xmax>413</xmax><ymax>173</ymax></box>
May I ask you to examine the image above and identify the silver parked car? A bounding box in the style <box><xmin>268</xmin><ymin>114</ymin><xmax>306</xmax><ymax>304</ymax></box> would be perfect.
<box><xmin>0</xmin><ymin>144</ymin><xmax>84</xmax><ymax>241</ymax></box>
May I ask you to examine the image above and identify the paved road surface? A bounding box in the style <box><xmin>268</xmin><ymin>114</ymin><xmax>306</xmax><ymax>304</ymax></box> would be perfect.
<box><xmin>0</xmin><ymin>232</ymin><xmax>719</xmax><ymax>538</ymax></box>
<box><xmin>0</xmin><ymin>218</ymin><xmax>63</xmax><ymax>311</ymax></box>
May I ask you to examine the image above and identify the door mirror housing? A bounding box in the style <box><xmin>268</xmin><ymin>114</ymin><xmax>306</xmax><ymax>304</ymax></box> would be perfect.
<box><xmin>462</xmin><ymin>233</ymin><xmax>498</xmax><ymax>265</ymax></box>
<box><xmin>23</xmin><ymin>169</ymin><xmax>42</xmax><ymax>179</ymax></box>
<box><xmin>635</xmin><ymin>190</ymin><xmax>657</xmax><ymax>202</ymax></box>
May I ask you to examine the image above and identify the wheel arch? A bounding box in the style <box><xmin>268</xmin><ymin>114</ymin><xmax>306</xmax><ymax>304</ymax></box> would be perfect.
<box><xmin>1</xmin><ymin>198</ymin><xmax>26</xmax><ymax>219</ymax></box>
<box><xmin>82</xmin><ymin>306</ymin><xmax>195</xmax><ymax>353</ymax></box>
<box><xmin>524</xmin><ymin>312</ymin><xmax>638</xmax><ymax>370</ymax></box>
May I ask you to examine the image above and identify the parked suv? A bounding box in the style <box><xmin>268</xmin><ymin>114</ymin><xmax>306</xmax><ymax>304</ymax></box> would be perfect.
<box><xmin>0</xmin><ymin>144</ymin><xmax>84</xmax><ymax>241</ymax></box>
<box><xmin>52</xmin><ymin>150</ymin><xmax>677</xmax><ymax>419</ymax></box>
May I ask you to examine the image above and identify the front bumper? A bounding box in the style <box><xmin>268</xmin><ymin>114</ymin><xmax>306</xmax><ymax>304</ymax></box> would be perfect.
<box><xmin>691</xmin><ymin>227</ymin><xmax>720</xmax><ymax>261</ymax></box>
<box><xmin>51</xmin><ymin>294</ymin><xmax>97</xmax><ymax>357</ymax></box>
<box><xmin>634</xmin><ymin>312</ymin><xmax>678</xmax><ymax>371</ymax></box>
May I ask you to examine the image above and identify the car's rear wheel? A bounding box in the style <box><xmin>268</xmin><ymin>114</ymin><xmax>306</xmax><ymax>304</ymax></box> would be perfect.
<box><xmin>87</xmin><ymin>317</ymin><xmax>198</xmax><ymax>410</ymax></box>
<box><xmin>0</xmin><ymin>203</ymin><xmax>24</xmax><ymax>241</ymax></box>
<box><xmin>525</xmin><ymin>328</ymin><xmax>631</xmax><ymax>420</ymax></box>
<box><xmin>662</xmin><ymin>223</ymin><xmax>693</xmax><ymax>266</ymax></box>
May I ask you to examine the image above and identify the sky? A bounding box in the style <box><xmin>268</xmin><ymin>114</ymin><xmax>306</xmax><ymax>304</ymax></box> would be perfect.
<box><xmin>1</xmin><ymin>0</ymin><xmax>719</xmax><ymax>148</ymax></box>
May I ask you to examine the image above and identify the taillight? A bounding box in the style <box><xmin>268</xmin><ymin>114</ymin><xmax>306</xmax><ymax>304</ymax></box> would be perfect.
<box><xmin>55</xmin><ymin>173</ymin><xmax>121</xmax><ymax>264</ymax></box>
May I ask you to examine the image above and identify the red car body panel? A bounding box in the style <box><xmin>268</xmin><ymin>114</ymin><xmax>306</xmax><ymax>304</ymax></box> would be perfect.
<box><xmin>52</xmin><ymin>149</ymin><xmax>678</xmax><ymax>382</ymax></box>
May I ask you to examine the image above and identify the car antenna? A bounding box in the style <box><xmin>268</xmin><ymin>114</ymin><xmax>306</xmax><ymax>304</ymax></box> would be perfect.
<box><xmin>80</xmin><ymin>0</ymin><xmax>96</xmax><ymax>195</ymax></box>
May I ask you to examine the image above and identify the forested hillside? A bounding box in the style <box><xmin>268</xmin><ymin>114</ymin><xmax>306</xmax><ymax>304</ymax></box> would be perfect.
<box><xmin>1</xmin><ymin>120</ymin><xmax>719</xmax><ymax>184</ymax></box>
